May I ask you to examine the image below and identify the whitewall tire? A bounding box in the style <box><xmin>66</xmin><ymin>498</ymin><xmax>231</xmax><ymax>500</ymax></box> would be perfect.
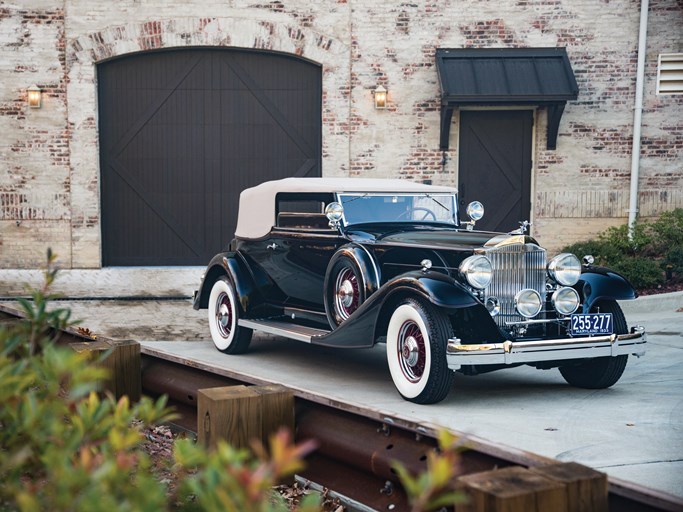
<box><xmin>208</xmin><ymin>277</ymin><xmax>252</xmax><ymax>354</ymax></box>
<box><xmin>386</xmin><ymin>298</ymin><xmax>453</xmax><ymax>404</ymax></box>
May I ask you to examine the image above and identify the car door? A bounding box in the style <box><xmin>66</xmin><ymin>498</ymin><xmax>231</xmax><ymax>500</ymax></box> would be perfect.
<box><xmin>263</xmin><ymin>229</ymin><xmax>343</xmax><ymax>309</ymax></box>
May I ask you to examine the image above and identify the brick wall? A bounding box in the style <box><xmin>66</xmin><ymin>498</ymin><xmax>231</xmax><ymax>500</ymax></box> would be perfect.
<box><xmin>0</xmin><ymin>2</ymin><xmax>70</xmax><ymax>267</ymax></box>
<box><xmin>0</xmin><ymin>0</ymin><xmax>681</xmax><ymax>267</ymax></box>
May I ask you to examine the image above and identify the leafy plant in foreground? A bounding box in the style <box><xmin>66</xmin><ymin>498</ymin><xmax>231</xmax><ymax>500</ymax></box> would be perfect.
<box><xmin>0</xmin><ymin>251</ymin><xmax>174</xmax><ymax>511</ymax></box>
<box><xmin>393</xmin><ymin>430</ymin><xmax>467</xmax><ymax>512</ymax></box>
<box><xmin>1</xmin><ymin>250</ymin><xmax>469</xmax><ymax>511</ymax></box>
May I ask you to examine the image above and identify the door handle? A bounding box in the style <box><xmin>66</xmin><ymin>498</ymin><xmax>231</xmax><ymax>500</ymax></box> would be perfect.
<box><xmin>267</xmin><ymin>243</ymin><xmax>278</xmax><ymax>250</ymax></box>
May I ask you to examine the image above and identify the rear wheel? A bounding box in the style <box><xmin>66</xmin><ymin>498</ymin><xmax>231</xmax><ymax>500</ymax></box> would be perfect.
<box><xmin>208</xmin><ymin>277</ymin><xmax>252</xmax><ymax>354</ymax></box>
<box><xmin>386</xmin><ymin>298</ymin><xmax>453</xmax><ymax>404</ymax></box>
<box><xmin>559</xmin><ymin>300</ymin><xmax>628</xmax><ymax>389</ymax></box>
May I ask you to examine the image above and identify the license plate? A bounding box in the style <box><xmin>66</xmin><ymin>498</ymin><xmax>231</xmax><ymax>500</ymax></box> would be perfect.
<box><xmin>570</xmin><ymin>313</ymin><xmax>613</xmax><ymax>336</ymax></box>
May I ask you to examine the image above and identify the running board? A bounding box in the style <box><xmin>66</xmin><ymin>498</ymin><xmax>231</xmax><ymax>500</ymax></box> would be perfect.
<box><xmin>238</xmin><ymin>319</ymin><xmax>330</xmax><ymax>343</ymax></box>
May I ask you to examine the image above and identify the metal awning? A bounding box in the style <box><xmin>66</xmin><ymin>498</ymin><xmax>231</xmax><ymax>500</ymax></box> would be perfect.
<box><xmin>436</xmin><ymin>47</ymin><xmax>579</xmax><ymax>150</ymax></box>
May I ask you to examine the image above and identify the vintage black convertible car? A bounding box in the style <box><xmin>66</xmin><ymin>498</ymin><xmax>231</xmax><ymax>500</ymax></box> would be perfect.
<box><xmin>193</xmin><ymin>178</ymin><xmax>646</xmax><ymax>404</ymax></box>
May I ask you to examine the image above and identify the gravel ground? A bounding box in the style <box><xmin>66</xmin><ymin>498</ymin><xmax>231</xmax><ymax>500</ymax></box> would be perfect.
<box><xmin>142</xmin><ymin>425</ymin><xmax>344</xmax><ymax>511</ymax></box>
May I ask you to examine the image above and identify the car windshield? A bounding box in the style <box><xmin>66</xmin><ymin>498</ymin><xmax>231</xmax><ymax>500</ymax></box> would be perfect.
<box><xmin>338</xmin><ymin>193</ymin><xmax>458</xmax><ymax>226</ymax></box>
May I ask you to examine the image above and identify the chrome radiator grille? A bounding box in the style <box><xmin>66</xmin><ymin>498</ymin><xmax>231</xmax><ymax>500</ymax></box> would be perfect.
<box><xmin>484</xmin><ymin>243</ymin><xmax>547</xmax><ymax>327</ymax></box>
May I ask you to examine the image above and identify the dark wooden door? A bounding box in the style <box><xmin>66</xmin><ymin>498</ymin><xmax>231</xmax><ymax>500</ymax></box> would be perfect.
<box><xmin>98</xmin><ymin>49</ymin><xmax>322</xmax><ymax>266</ymax></box>
<box><xmin>458</xmin><ymin>110</ymin><xmax>533</xmax><ymax>233</ymax></box>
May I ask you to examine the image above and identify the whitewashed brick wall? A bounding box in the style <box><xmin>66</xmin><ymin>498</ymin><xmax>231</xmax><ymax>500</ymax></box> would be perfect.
<box><xmin>1</xmin><ymin>0</ymin><xmax>681</xmax><ymax>267</ymax></box>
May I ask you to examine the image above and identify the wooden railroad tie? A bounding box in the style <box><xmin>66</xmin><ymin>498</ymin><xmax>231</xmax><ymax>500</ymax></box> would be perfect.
<box><xmin>457</xmin><ymin>462</ymin><xmax>607</xmax><ymax>512</ymax></box>
<box><xmin>197</xmin><ymin>384</ymin><xmax>295</xmax><ymax>451</ymax></box>
<box><xmin>70</xmin><ymin>338</ymin><xmax>141</xmax><ymax>402</ymax></box>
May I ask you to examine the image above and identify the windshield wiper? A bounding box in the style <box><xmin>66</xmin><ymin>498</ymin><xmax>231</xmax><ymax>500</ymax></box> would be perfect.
<box><xmin>341</xmin><ymin>193</ymin><xmax>368</xmax><ymax>204</ymax></box>
<box><xmin>424</xmin><ymin>193</ymin><xmax>450</xmax><ymax>212</ymax></box>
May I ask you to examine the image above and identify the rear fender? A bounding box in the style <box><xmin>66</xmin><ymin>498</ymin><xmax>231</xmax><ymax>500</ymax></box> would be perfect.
<box><xmin>578</xmin><ymin>266</ymin><xmax>637</xmax><ymax>312</ymax></box>
<box><xmin>193</xmin><ymin>252</ymin><xmax>260</xmax><ymax>315</ymax></box>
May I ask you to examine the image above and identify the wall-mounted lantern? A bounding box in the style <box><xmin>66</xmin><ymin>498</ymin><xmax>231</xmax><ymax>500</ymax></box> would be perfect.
<box><xmin>373</xmin><ymin>85</ymin><xmax>387</xmax><ymax>109</ymax></box>
<box><xmin>27</xmin><ymin>85</ymin><xmax>42</xmax><ymax>109</ymax></box>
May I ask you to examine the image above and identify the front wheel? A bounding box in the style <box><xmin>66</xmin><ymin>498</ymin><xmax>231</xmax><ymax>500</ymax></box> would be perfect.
<box><xmin>208</xmin><ymin>277</ymin><xmax>252</xmax><ymax>354</ymax></box>
<box><xmin>386</xmin><ymin>298</ymin><xmax>453</xmax><ymax>404</ymax></box>
<box><xmin>559</xmin><ymin>300</ymin><xmax>628</xmax><ymax>389</ymax></box>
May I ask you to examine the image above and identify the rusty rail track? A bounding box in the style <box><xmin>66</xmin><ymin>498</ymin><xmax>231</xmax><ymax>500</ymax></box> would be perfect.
<box><xmin>2</xmin><ymin>305</ymin><xmax>681</xmax><ymax>512</ymax></box>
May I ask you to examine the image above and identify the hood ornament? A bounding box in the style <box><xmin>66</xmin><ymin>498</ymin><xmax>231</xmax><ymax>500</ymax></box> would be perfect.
<box><xmin>510</xmin><ymin>220</ymin><xmax>531</xmax><ymax>235</ymax></box>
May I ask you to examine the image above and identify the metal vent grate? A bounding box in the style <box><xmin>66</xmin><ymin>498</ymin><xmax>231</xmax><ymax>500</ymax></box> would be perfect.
<box><xmin>484</xmin><ymin>243</ymin><xmax>547</xmax><ymax>327</ymax></box>
<box><xmin>657</xmin><ymin>53</ymin><xmax>683</xmax><ymax>95</ymax></box>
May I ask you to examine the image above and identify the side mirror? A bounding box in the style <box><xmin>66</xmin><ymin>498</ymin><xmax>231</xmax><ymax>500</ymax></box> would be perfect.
<box><xmin>464</xmin><ymin>201</ymin><xmax>484</xmax><ymax>231</ymax></box>
<box><xmin>325</xmin><ymin>202</ymin><xmax>344</xmax><ymax>229</ymax></box>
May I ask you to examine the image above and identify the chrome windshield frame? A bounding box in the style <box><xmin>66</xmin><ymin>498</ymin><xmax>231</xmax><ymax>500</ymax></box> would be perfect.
<box><xmin>334</xmin><ymin>192</ymin><xmax>459</xmax><ymax>228</ymax></box>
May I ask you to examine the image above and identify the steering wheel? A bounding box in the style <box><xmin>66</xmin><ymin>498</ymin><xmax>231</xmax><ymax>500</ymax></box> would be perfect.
<box><xmin>397</xmin><ymin>207</ymin><xmax>437</xmax><ymax>221</ymax></box>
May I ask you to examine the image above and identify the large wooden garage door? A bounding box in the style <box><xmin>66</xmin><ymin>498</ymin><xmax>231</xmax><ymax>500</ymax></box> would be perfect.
<box><xmin>98</xmin><ymin>49</ymin><xmax>322</xmax><ymax>266</ymax></box>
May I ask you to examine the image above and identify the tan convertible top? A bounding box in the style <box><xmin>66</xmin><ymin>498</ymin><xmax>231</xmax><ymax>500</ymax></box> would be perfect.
<box><xmin>235</xmin><ymin>177</ymin><xmax>457</xmax><ymax>239</ymax></box>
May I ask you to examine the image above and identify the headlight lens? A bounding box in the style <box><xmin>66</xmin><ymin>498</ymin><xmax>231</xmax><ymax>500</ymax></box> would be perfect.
<box><xmin>515</xmin><ymin>289</ymin><xmax>543</xmax><ymax>318</ymax></box>
<box><xmin>466</xmin><ymin>201</ymin><xmax>485</xmax><ymax>221</ymax></box>
<box><xmin>459</xmin><ymin>255</ymin><xmax>492</xmax><ymax>289</ymax></box>
<box><xmin>325</xmin><ymin>202</ymin><xmax>344</xmax><ymax>223</ymax></box>
<box><xmin>548</xmin><ymin>253</ymin><xmax>582</xmax><ymax>286</ymax></box>
<box><xmin>552</xmin><ymin>287</ymin><xmax>580</xmax><ymax>315</ymax></box>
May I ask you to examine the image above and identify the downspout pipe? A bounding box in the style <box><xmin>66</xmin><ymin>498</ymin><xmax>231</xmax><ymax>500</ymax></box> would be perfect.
<box><xmin>628</xmin><ymin>0</ymin><xmax>649</xmax><ymax>239</ymax></box>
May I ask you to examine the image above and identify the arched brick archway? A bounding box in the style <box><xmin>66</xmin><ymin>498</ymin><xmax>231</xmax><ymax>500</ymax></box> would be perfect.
<box><xmin>66</xmin><ymin>18</ymin><xmax>350</xmax><ymax>267</ymax></box>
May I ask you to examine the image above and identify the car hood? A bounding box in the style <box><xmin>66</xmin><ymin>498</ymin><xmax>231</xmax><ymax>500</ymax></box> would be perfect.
<box><xmin>346</xmin><ymin>225</ymin><xmax>539</xmax><ymax>251</ymax></box>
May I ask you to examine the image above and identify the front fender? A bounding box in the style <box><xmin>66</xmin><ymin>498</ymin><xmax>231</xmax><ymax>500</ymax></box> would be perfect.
<box><xmin>312</xmin><ymin>270</ymin><xmax>480</xmax><ymax>348</ymax></box>
<box><xmin>193</xmin><ymin>252</ymin><xmax>260</xmax><ymax>315</ymax></box>
<box><xmin>382</xmin><ymin>270</ymin><xmax>480</xmax><ymax>309</ymax></box>
<box><xmin>578</xmin><ymin>266</ymin><xmax>637</xmax><ymax>312</ymax></box>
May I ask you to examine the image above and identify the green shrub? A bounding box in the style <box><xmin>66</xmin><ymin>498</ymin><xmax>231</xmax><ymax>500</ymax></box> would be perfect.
<box><xmin>650</xmin><ymin>208</ymin><xmax>683</xmax><ymax>252</ymax></box>
<box><xmin>599</xmin><ymin>223</ymin><xmax>652</xmax><ymax>256</ymax></box>
<box><xmin>561</xmin><ymin>239</ymin><xmax>622</xmax><ymax>268</ymax></box>
<box><xmin>609</xmin><ymin>256</ymin><xmax>664</xmax><ymax>290</ymax></box>
<box><xmin>561</xmin><ymin>208</ymin><xmax>683</xmax><ymax>291</ymax></box>
<box><xmin>665</xmin><ymin>246</ymin><xmax>683</xmax><ymax>274</ymax></box>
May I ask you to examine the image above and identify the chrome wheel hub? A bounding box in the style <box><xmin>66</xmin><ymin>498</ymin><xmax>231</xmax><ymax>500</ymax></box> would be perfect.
<box><xmin>333</xmin><ymin>267</ymin><xmax>360</xmax><ymax>321</ymax></box>
<box><xmin>397</xmin><ymin>320</ymin><xmax>426</xmax><ymax>382</ymax></box>
<box><xmin>216</xmin><ymin>293</ymin><xmax>232</xmax><ymax>338</ymax></box>
<box><xmin>337</xmin><ymin>279</ymin><xmax>355</xmax><ymax>308</ymax></box>
<box><xmin>401</xmin><ymin>336</ymin><xmax>419</xmax><ymax>367</ymax></box>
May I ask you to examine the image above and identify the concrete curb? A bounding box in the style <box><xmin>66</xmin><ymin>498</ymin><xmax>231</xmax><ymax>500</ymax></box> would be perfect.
<box><xmin>0</xmin><ymin>267</ymin><xmax>204</xmax><ymax>298</ymax></box>
<box><xmin>619</xmin><ymin>291</ymin><xmax>683</xmax><ymax>315</ymax></box>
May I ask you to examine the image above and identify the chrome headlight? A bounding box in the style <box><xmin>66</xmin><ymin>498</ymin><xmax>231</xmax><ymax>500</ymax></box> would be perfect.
<box><xmin>548</xmin><ymin>253</ymin><xmax>581</xmax><ymax>286</ymax></box>
<box><xmin>515</xmin><ymin>289</ymin><xmax>542</xmax><ymax>318</ymax></box>
<box><xmin>459</xmin><ymin>255</ymin><xmax>492</xmax><ymax>289</ymax></box>
<box><xmin>466</xmin><ymin>201</ymin><xmax>484</xmax><ymax>221</ymax></box>
<box><xmin>552</xmin><ymin>287</ymin><xmax>580</xmax><ymax>315</ymax></box>
<box><xmin>325</xmin><ymin>202</ymin><xmax>344</xmax><ymax>226</ymax></box>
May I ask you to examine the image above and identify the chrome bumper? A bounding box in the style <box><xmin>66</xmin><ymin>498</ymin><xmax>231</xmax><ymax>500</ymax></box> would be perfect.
<box><xmin>446</xmin><ymin>326</ymin><xmax>646</xmax><ymax>370</ymax></box>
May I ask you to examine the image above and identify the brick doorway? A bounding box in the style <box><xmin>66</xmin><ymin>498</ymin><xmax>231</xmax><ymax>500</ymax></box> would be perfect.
<box><xmin>458</xmin><ymin>110</ymin><xmax>533</xmax><ymax>233</ymax></box>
